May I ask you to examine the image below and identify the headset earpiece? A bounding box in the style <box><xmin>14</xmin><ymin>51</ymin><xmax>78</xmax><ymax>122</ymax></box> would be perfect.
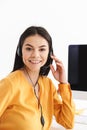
<box><xmin>17</xmin><ymin>46</ymin><xmax>21</xmax><ymax>56</ymax></box>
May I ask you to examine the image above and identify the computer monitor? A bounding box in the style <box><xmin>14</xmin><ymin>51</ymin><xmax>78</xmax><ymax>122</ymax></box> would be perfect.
<box><xmin>68</xmin><ymin>44</ymin><xmax>87</xmax><ymax>100</ymax></box>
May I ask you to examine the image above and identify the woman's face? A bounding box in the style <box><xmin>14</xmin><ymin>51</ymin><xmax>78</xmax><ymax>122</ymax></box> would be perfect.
<box><xmin>22</xmin><ymin>34</ymin><xmax>49</xmax><ymax>72</ymax></box>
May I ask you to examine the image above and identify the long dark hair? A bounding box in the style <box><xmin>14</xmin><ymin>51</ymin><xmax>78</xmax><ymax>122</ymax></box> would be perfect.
<box><xmin>12</xmin><ymin>26</ymin><xmax>54</xmax><ymax>76</ymax></box>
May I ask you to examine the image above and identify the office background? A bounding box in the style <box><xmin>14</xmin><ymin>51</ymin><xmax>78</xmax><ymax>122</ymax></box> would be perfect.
<box><xmin>0</xmin><ymin>0</ymin><xmax>87</xmax><ymax>80</ymax></box>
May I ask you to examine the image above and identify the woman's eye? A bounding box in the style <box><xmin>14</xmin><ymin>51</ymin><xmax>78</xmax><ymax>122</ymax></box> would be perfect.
<box><xmin>40</xmin><ymin>48</ymin><xmax>46</xmax><ymax>51</ymax></box>
<box><xmin>26</xmin><ymin>47</ymin><xmax>32</xmax><ymax>51</ymax></box>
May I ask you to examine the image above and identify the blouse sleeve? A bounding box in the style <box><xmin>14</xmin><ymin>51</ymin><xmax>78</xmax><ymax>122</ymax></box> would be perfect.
<box><xmin>53</xmin><ymin>83</ymin><xmax>75</xmax><ymax>129</ymax></box>
<box><xmin>0</xmin><ymin>78</ymin><xmax>13</xmax><ymax>117</ymax></box>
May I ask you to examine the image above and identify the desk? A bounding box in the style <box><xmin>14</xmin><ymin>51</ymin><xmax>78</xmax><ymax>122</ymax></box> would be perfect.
<box><xmin>50</xmin><ymin>99</ymin><xmax>87</xmax><ymax>130</ymax></box>
<box><xmin>50</xmin><ymin>118</ymin><xmax>87</xmax><ymax>130</ymax></box>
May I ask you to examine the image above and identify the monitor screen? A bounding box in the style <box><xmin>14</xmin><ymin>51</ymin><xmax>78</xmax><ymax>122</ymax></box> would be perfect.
<box><xmin>68</xmin><ymin>44</ymin><xmax>87</xmax><ymax>91</ymax></box>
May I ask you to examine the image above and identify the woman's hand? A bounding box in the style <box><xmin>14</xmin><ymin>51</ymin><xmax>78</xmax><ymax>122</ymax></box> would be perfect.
<box><xmin>50</xmin><ymin>55</ymin><xmax>67</xmax><ymax>84</ymax></box>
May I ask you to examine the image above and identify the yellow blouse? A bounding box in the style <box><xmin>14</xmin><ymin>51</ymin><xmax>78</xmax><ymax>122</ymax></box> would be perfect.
<box><xmin>0</xmin><ymin>70</ymin><xmax>75</xmax><ymax>130</ymax></box>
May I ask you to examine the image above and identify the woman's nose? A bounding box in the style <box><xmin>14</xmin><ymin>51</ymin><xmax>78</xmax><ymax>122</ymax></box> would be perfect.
<box><xmin>31</xmin><ymin>50</ymin><xmax>40</xmax><ymax>57</ymax></box>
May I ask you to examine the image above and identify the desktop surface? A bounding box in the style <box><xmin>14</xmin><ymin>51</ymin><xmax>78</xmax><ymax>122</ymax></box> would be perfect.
<box><xmin>51</xmin><ymin>98</ymin><xmax>87</xmax><ymax>130</ymax></box>
<box><xmin>74</xmin><ymin>98</ymin><xmax>87</xmax><ymax>125</ymax></box>
<box><xmin>72</xmin><ymin>90</ymin><xmax>87</xmax><ymax>100</ymax></box>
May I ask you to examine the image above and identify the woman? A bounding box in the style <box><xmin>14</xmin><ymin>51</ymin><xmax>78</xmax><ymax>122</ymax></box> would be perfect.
<box><xmin>0</xmin><ymin>26</ymin><xmax>75</xmax><ymax>130</ymax></box>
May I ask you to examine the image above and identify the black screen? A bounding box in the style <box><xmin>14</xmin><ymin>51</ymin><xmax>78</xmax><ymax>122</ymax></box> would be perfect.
<box><xmin>68</xmin><ymin>45</ymin><xmax>87</xmax><ymax>91</ymax></box>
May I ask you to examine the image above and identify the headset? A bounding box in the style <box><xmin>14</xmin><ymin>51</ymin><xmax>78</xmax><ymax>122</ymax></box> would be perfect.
<box><xmin>17</xmin><ymin>46</ymin><xmax>21</xmax><ymax>56</ymax></box>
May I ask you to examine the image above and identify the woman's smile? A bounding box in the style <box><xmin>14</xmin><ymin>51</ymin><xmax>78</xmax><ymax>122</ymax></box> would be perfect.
<box><xmin>28</xmin><ymin>59</ymin><xmax>42</xmax><ymax>64</ymax></box>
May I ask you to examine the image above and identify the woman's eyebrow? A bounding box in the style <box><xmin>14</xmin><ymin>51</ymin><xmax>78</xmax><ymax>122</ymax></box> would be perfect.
<box><xmin>25</xmin><ymin>44</ymin><xmax>33</xmax><ymax>47</ymax></box>
<box><xmin>25</xmin><ymin>44</ymin><xmax>48</xmax><ymax>48</ymax></box>
<box><xmin>39</xmin><ymin>45</ymin><xmax>48</xmax><ymax>48</ymax></box>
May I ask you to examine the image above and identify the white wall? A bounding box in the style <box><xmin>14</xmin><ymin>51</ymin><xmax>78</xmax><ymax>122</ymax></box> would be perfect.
<box><xmin>0</xmin><ymin>0</ymin><xmax>87</xmax><ymax>80</ymax></box>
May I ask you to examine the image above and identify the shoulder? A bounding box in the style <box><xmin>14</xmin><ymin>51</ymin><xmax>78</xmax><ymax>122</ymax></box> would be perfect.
<box><xmin>7</xmin><ymin>70</ymin><xmax>23</xmax><ymax>81</ymax></box>
<box><xmin>0</xmin><ymin>70</ymin><xmax>23</xmax><ymax>87</ymax></box>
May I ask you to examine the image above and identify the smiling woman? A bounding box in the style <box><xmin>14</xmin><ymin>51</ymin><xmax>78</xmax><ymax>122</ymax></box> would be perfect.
<box><xmin>0</xmin><ymin>26</ymin><xmax>75</xmax><ymax>130</ymax></box>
